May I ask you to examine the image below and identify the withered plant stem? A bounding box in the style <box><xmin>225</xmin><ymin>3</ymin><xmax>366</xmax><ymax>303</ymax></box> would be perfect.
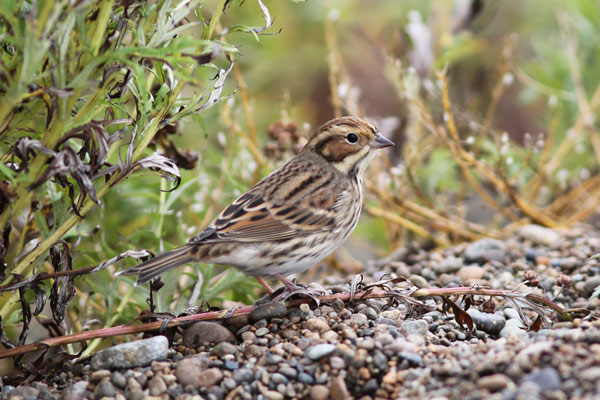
<box><xmin>0</xmin><ymin>286</ymin><xmax>571</xmax><ymax>360</ymax></box>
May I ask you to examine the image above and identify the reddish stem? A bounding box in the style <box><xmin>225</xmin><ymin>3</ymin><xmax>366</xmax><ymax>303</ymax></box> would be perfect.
<box><xmin>0</xmin><ymin>286</ymin><xmax>571</xmax><ymax>360</ymax></box>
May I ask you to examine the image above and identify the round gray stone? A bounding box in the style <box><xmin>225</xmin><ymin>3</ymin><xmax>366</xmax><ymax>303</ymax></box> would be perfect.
<box><xmin>94</xmin><ymin>380</ymin><xmax>115</xmax><ymax>399</ymax></box>
<box><xmin>433</xmin><ymin>257</ymin><xmax>463</xmax><ymax>274</ymax></box>
<box><xmin>518</xmin><ymin>225</ymin><xmax>561</xmax><ymax>246</ymax></box>
<box><xmin>250</xmin><ymin>302</ymin><xmax>288</xmax><ymax>322</ymax></box>
<box><xmin>467</xmin><ymin>309</ymin><xmax>506</xmax><ymax>336</ymax></box>
<box><xmin>359</xmin><ymin>307</ymin><xmax>378</xmax><ymax>320</ymax></box>
<box><xmin>233</xmin><ymin>368</ymin><xmax>255</xmax><ymax>383</ymax></box>
<box><xmin>399</xmin><ymin>320</ymin><xmax>428</xmax><ymax>340</ymax></box>
<box><xmin>584</xmin><ymin>276</ymin><xmax>600</xmax><ymax>297</ymax></box>
<box><xmin>464</xmin><ymin>238</ymin><xmax>507</xmax><ymax>264</ymax></box>
<box><xmin>523</xmin><ymin>367</ymin><xmax>561</xmax><ymax>391</ymax></box>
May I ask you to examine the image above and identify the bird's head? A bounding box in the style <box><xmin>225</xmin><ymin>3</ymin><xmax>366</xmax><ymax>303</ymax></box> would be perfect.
<box><xmin>305</xmin><ymin>116</ymin><xmax>395</xmax><ymax>176</ymax></box>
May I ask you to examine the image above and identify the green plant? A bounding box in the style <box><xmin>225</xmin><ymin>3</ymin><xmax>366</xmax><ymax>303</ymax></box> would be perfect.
<box><xmin>0</xmin><ymin>0</ymin><xmax>277</xmax><ymax>355</ymax></box>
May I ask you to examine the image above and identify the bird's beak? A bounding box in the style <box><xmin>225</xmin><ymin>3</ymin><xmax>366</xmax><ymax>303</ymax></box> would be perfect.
<box><xmin>370</xmin><ymin>133</ymin><xmax>395</xmax><ymax>149</ymax></box>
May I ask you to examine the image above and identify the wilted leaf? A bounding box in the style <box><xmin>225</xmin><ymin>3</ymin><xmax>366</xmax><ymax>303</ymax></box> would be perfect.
<box><xmin>31</xmin><ymin>281</ymin><xmax>47</xmax><ymax>316</ymax></box>
<box><xmin>12</xmin><ymin>138</ymin><xmax>55</xmax><ymax>172</ymax></box>
<box><xmin>479</xmin><ymin>297</ymin><xmax>496</xmax><ymax>313</ymax></box>
<box><xmin>132</xmin><ymin>153</ymin><xmax>182</xmax><ymax>190</ymax></box>
<box><xmin>0</xmin><ymin>224</ymin><xmax>11</xmax><ymax>281</ymax></box>
<box><xmin>49</xmin><ymin>241</ymin><xmax>76</xmax><ymax>324</ymax></box>
<box><xmin>18</xmin><ymin>286</ymin><xmax>32</xmax><ymax>346</ymax></box>
<box><xmin>463</xmin><ymin>294</ymin><xmax>474</xmax><ymax>311</ymax></box>
<box><xmin>57</xmin><ymin>121</ymin><xmax>112</xmax><ymax>171</ymax></box>
<box><xmin>197</xmin><ymin>62</ymin><xmax>234</xmax><ymax>111</ymax></box>
<box><xmin>504</xmin><ymin>291</ymin><xmax>553</xmax><ymax>328</ymax></box>
<box><xmin>529</xmin><ymin>315</ymin><xmax>543</xmax><ymax>332</ymax></box>
<box><xmin>254</xmin><ymin>0</ymin><xmax>273</xmax><ymax>33</ymax></box>
<box><xmin>0</xmin><ymin>315</ymin><xmax>15</xmax><ymax>349</ymax></box>
<box><xmin>349</xmin><ymin>274</ymin><xmax>364</xmax><ymax>302</ymax></box>
<box><xmin>38</xmin><ymin>317</ymin><xmax>65</xmax><ymax>337</ymax></box>
<box><xmin>92</xmin><ymin>249</ymin><xmax>152</xmax><ymax>272</ymax></box>
<box><xmin>442</xmin><ymin>297</ymin><xmax>474</xmax><ymax>330</ymax></box>
<box><xmin>225</xmin><ymin>0</ymin><xmax>281</xmax><ymax>40</ymax></box>
<box><xmin>31</xmin><ymin>146</ymin><xmax>101</xmax><ymax>206</ymax></box>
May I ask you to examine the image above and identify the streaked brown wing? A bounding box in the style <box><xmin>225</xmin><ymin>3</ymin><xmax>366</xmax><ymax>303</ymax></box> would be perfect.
<box><xmin>189</xmin><ymin>190</ymin><xmax>337</xmax><ymax>243</ymax></box>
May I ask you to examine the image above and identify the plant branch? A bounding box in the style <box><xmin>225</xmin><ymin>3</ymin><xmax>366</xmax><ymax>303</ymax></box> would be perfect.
<box><xmin>436</xmin><ymin>70</ymin><xmax>561</xmax><ymax>228</ymax></box>
<box><xmin>0</xmin><ymin>284</ymin><xmax>573</xmax><ymax>360</ymax></box>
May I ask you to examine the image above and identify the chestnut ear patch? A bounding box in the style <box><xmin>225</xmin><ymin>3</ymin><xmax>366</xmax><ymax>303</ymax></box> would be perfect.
<box><xmin>316</xmin><ymin>136</ymin><xmax>360</xmax><ymax>163</ymax></box>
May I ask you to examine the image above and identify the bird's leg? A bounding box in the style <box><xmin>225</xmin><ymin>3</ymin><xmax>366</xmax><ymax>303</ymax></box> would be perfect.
<box><xmin>275</xmin><ymin>274</ymin><xmax>300</xmax><ymax>290</ymax></box>
<box><xmin>253</xmin><ymin>276</ymin><xmax>275</xmax><ymax>295</ymax></box>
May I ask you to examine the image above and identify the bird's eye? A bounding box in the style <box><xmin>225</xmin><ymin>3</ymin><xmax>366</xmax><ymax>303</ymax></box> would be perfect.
<box><xmin>346</xmin><ymin>132</ymin><xmax>359</xmax><ymax>144</ymax></box>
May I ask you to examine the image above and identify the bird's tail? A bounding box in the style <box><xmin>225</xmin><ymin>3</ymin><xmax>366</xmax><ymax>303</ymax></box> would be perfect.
<box><xmin>116</xmin><ymin>244</ymin><xmax>196</xmax><ymax>285</ymax></box>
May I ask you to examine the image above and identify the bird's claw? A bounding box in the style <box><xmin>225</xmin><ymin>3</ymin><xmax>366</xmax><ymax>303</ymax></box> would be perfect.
<box><xmin>270</xmin><ymin>283</ymin><xmax>324</xmax><ymax>306</ymax></box>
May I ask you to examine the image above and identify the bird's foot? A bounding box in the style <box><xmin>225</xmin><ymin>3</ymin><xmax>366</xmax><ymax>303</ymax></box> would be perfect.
<box><xmin>270</xmin><ymin>274</ymin><xmax>324</xmax><ymax>306</ymax></box>
<box><xmin>253</xmin><ymin>275</ymin><xmax>325</xmax><ymax>306</ymax></box>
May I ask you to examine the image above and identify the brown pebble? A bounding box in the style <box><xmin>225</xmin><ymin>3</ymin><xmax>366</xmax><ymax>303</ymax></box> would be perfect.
<box><xmin>305</xmin><ymin>318</ymin><xmax>331</xmax><ymax>333</ymax></box>
<box><xmin>382</xmin><ymin>367</ymin><xmax>398</xmax><ymax>384</ymax></box>
<box><xmin>127</xmin><ymin>377</ymin><xmax>141</xmax><ymax>390</ymax></box>
<box><xmin>257</xmin><ymin>381</ymin><xmax>284</xmax><ymax>400</ymax></box>
<box><xmin>175</xmin><ymin>356</ymin><xmax>208</xmax><ymax>386</ymax></box>
<box><xmin>241</xmin><ymin>331</ymin><xmax>257</xmax><ymax>342</ymax></box>
<box><xmin>196</xmin><ymin>368</ymin><xmax>224</xmax><ymax>387</ymax></box>
<box><xmin>280</xmin><ymin>329</ymin><xmax>300</xmax><ymax>339</ymax></box>
<box><xmin>358</xmin><ymin>367</ymin><xmax>371</xmax><ymax>380</ymax></box>
<box><xmin>89</xmin><ymin>370</ymin><xmax>111</xmax><ymax>383</ymax></box>
<box><xmin>244</xmin><ymin>344</ymin><xmax>265</xmax><ymax>357</ymax></box>
<box><xmin>311</xmin><ymin>384</ymin><xmax>330</xmax><ymax>400</ymax></box>
<box><xmin>162</xmin><ymin>374</ymin><xmax>177</xmax><ymax>386</ymax></box>
<box><xmin>148</xmin><ymin>376</ymin><xmax>167</xmax><ymax>396</ymax></box>
<box><xmin>182</xmin><ymin>321</ymin><xmax>236</xmax><ymax>348</ymax></box>
<box><xmin>322</xmin><ymin>330</ymin><xmax>339</xmax><ymax>342</ymax></box>
<box><xmin>341</xmin><ymin>327</ymin><xmax>357</xmax><ymax>340</ymax></box>
<box><xmin>331</xmin><ymin>375</ymin><xmax>350</xmax><ymax>400</ymax></box>
<box><xmin>457</xmin><ymin>265</ymin><xmax>485</xmax><ymax>281</ymax></box>
<box><xmin>151</xmin><ymin>361</ymin><xmax>171</xmax><ymax>372</ymax></box>
<box><xmin>478</xmin><ymin>374</ymin><xmax>511</xmax><ymax>392</ymax></box>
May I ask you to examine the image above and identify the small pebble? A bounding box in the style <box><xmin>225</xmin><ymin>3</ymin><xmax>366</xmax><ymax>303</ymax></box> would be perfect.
<box><xmin>310</xmin><ymin>385</ymin><xmax>330</xmax><ymax>400</ymax></box>
<box><xmin>94</xmin><ymin>380</ymin><xmax>115</xmax><ymax>398</ymax></box>
<box><xmin>210</xmin><ymin>341</ymin><xmax>238</xmax><ymax>356</ymax></box>
<box><xmin>255</xmin><ymin>327</ymin><xmax>270</xmax><ymax>337</ymax></box>
<box><xmin>478</xmin><ymin>374</ymin><xmax>511</xmax><ymax>392</ymax></box>
<box><xmin>233</xmin><ymin>368</ymin><xmax>255</xmax><ymax>383</ymax></box>
<box><xmin>306</xmin><ymin>343</ymin><xmax>336</xmax><ymax>360</ymax></box>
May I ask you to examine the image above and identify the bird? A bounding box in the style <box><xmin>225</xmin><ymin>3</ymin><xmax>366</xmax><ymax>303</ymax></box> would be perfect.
<box><xmin>117</xmin><ymin>116</ymin><xmax>394</xmax><ymax>300</ymax></box>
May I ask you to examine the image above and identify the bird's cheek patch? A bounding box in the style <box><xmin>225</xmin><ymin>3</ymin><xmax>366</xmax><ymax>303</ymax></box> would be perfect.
<box><xmin>329</xmin><ymin>143</ymin><xmax>358</xmax><ymax>163</ymax></box>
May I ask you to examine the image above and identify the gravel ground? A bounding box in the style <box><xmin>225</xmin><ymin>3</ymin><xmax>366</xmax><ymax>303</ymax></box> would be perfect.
<box><xmin>3</xmin><ymin>224</ymin><xmax>600</xmax><ymax>400</ymax></box>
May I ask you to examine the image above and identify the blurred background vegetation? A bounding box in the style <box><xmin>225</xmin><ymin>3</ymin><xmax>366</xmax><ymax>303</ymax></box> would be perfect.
<box><xmin>1</xmin><ymin>0</ymin><xmax>600</xmax><ymax>362</ymax></box>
